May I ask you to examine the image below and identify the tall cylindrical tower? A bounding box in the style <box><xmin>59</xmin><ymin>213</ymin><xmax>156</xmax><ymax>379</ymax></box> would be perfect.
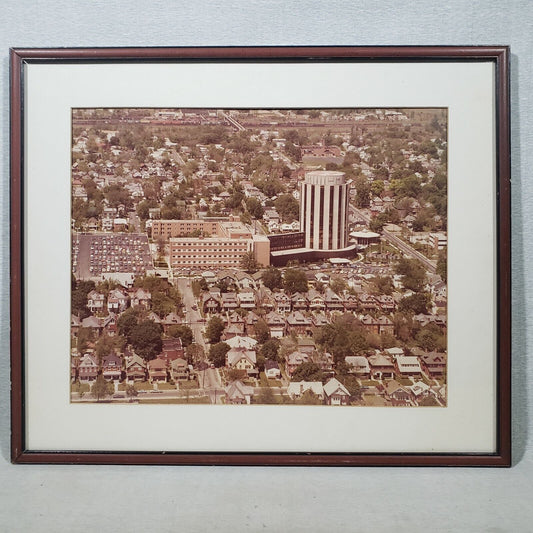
<box><xmin>300</xmin><ymin>170</ymin><xmax>349</xmax><ymax>251</ymax></box>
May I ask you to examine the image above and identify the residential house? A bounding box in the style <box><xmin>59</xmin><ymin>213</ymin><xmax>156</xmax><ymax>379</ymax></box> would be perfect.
<box><xmin>225</xmin><ymin>335</ymin><xmax>258</xmax><ymax>350</ymax></box>
<box><xmin>102</xmin><ymin>312</ymin><xmax>117</xmax><ymax>335</ymax></box>
<box><xmin>311</xmin><ymin>312</ymin><xmax>328</xmax><ymax>327</ymax></box>
<box><xmin>343</xmin><ymin>292</ymin><xmax>359</xmax><ymax>311</ymax></box>
<box><xmin>287</xmin><ymin>381</ymin><xmax>324</xmax><ymax>401</ymax></box>
<box><xmin>244</xmin><ymin>311</ymin><xmax>260</xmax><ymax>336</ymax></box>
<box><xmin>170</xmin><ymin>358</ymin><xmax>189</xmax><ymax>381</ymax></box>
<box><xmin>265</xmin><ymin>311</ymin><xmax>286</xmax><ymax>338</ymax></box>
<box><xmin>273</xmin><ymin>292</ymin><xmax>291</xmax><ymax>314</ymax></box>
<box><xmin>238</xmin><ymin>289</ymin><xmax>256</xmax><ymax>309</ymax></box>
<box><xmin>71</xmin><ymin>314</ymin><xmax>81</xmax><ymax>335</ymax></box>
<box><xmin>264</xmin><ymin>360</ymin><xmax>281</xmax><ymax>379</ymax></box>
<box><xmin>395</xmin><ymin>355</ymin><xmax>423</xmax><ymax>378</ymax></box>
<box><xmin>81</xmin><ymin>315</ymin><xmax>103</xmax><ymax>336</ymax></box>
<box><xmin>345</xmin><ymin>355</ymin><xmax>371</xmax><ymax>378</ymax></box>
<box><xmin>324</xmin><ymin>289</ymin><xmax>344</xmax><ymax>312</ymax></box>
<box><xmin>420</xmin><ymin>352</ymin><xmax>447</xmax><ymax>378</ymax></box>
<box><xmin>286</xmin><ymin>311</ymin><xmax>312</xmax><ymax>335</ymax></box>
<box><xmin>162</xmin><ymin>312</ymin><xmax>182</xmax><ymax>332</ymax></box>
<box><xmin>78</xmin><ymin>353</ymin><xmax>98</xmax><ymax>382</ymax></box>
<box><xmin>102</xmin><ymin>353</ymin><xmax>122</xmax><ymax>382</ymax></box>
<box><xmin>254</xmin><ymin>286</ymin><xmax>274</xmax><ymax>311</ymax></box>
<box><xmin>130</xmin><ymin>288</ymin><xmax>151</xmax><ymax>309</ymax></box>
<box><xmin>307</xmin><ymin>289</ymin><xmax>325</xmax><ymax>312</ymax></box>
<box><xmin>323</xmin><ymin>378</ymin><xmax>351</xmax><ymax>406</ymax></box>
<box><xmin>227</xmin><ymin>311</ymin><xmax>245</xmax><ymax>332</ymax></box>
<box><xmin>148</xmin><ymin>357</ymin><xmax>167</xmax><ymax>382</ymax></box>
<box><xmin>409</xmin><ymin>381</ymin><xmax>432</xmax><ymax>403</ymax></box>
<box><xmin>161</xmin><ymin>337</ymin><xmax>184</xmax><ymax>363</ymax></box>
<box><xmin>202</xmin><ymin>292</ymin><xmax>221</xmax><ymax>314</ymax></box>
<box><xmin>374</xmin><ymin>294</ymin><xmax>396</xmax><ymax>312</ymax></box>
<box><xmin>226</xmin><ymin>348</ymin><xmax>257</xmax><ymax>375</ymax></box>
<box><xmin>125</xmin><ymin>353</ymin><xmax>146</xmax><ymax>382</ymax></box>
<box><xmin>285</xmin><ymin>351</ymin><xmax>309</xmax><ymax>378</ymax></box>
<box><xmin>225</xmin><ymin>380</ymin><xmax>255</xmax><ymax>405</ymax></box>
<box><xmin>359</xmin><ymin>292</ymin><xmax>378</xmax><ymax>311</ymax></box>
<box><xmin>383</xmin><ymin>380</ymin><xmax>413</xmax><ymax>406</ymax></box>
<box><xmin>385</xmin><ymin>347</ymin><xmax>405</xmax><ymax>359</ymax></box>
<box><xmin>297</xmin><ymin>337</ymin><xmax>316</xmax><ymax>355</ymax></box>
<box><xmin>368</xmin><ymin>353</ymin><xmax>395</xmax><ymax>380</ymax></box>
<box><xmin>87</xmin><ymin>290</ymin><xmax>105</xmax><ymax>314</ymax></box>
<box><xmin>224</xmin><ymin>323</ymin><xmax>243</xmax><ymax>340</ymax></box>
<box><xmin>107</xmin><ymin>289</ymin><xmax>128</xmax><ymax>313</ymax></box>
<box><xmin>375</xmin><ymin>315</ymin><xmax>394</xmax><ymax>335</ymax></box>
<box><xmin>235</xmin><ymin>271</ymin><xmax>256</xmax><ymax>290</ymax></box>
<box><xmin>221</xmin><ymin>292</ymin><xmax>239</xmax><ymax>312</ymax></box>
<box><xmin>291</xmin><ymin>292</ymin><xmax>308</xmax><ymax>312</ymax></box>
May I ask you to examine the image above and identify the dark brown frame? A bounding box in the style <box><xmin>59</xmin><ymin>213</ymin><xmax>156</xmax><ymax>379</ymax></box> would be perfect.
<box><xmin>10</xmin><ymin>46</ymin><xmax>511</xmax><ymax>466</ymax></box>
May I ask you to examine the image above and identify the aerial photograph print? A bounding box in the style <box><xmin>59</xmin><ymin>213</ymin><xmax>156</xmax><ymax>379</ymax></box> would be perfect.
<box><xmin>70</xmin><ymin>107</ymin><xmax>447</xmax><ymax>407</ymax></box>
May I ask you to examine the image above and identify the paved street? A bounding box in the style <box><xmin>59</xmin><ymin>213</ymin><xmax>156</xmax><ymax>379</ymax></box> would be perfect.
<box><xmin>350</xmin><ymin>205</ymin><xmax>437</xmax><ymax>274</ymax></box>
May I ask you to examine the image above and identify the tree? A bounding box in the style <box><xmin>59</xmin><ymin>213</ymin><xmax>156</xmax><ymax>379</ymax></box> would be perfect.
<box><xmin>398</xmin><ymin>292</ymin><xmax>431</xmax><ymax>315</ymax></box>
<box><xmin>240</xmin><ymin>251</ymin><xmax>259</xmax><ymax>273</ymax></box>
<box><xmin>291</xmin><ymin>362</ymin><xmax>323</xmax><ymax>382</ymax></box>
<box><xmin>92</xmin><ymin>375</ymin><xmax>113</xmax><ymax>402</ymax></box>
<box><xmin>261</xmin><ymin>267</ymin><xmax>283</xmax><ymax>291</ymax></box>
<box><xmin>254</xmin><ymin>319</ymin><xmax>270</xmax><ymax>344</ymax></box>
<box><xmin>436</xmin><ymin>249</ymin><xmax>447</xmax><ymax>282</ymax></box>
<box><xmin>117</xmin><ymin>308</ymin><xmax>139</xmax><ymax>342</ymax></box>
<box><xmin>415</xmin><ymin>324</ymin><xmax>446</xmax><ymax>352</ymax></box>
<box><xmin>330</xmin><ymin>276</ymin><xmax>348</xmax><ymax>295</ymax></box>
<box><xmin>151</xmin><ymin>291</ymin><xmax>175</xmax><ymax>318</ymax></box>
<box><xmin>396</xmin><ymin>257</ymin><xmax>426</xmax><ymax>292</ymax></box>
<box><xmin>259</xmin><ymin>338</ymin><xmax>281</xmax><ymax>360</ymax></box>
<box><xmin>256</xmin><ymin>387</ymin><xmax>278</xmax><ymax>404</ymax></box>
<box><xmin>94</xmin><ymin>333</ymin><xmax>116</xmax><ymax>362</ymax></box>
<box><xmin>354</xmin><ymin>176</ymin><xmax>371</xmax><ymax>208</ymax></box>
<box><xmin>283</xmin><ymin>268</ymin><xmax>308</xmax><ymax>294</ymax></box>
<box><xmin>130</xmin><ymin>320</ymin><xmax>163</xmax><ymax>361</ymax></box>
<box><xmin>208</xmin><ymin>342</ymin><xmax>231</xmax><ymax>367</ymax></box>
<box><xmin>186</xmin><ymin>342</ymin><xmax>204</xmax><ymax>364</ymax></box>
<box><xmin>126</xmin><ymin>384</ymin><xmax>138</xmax><ymax>402</ymax></box>
<box><xmin>295</xmin><ymin>389</ymin><xmax>322</xmax><ymax>405</ymax></box>
<box><xmin>71</xmin><ymin>279</ymin><xmax>96</xmax><ymax>319</ymax></box>
<box><xmin>274</xmin><ymin>194</ymin><xmax>299</xmax><ymax>222</ymax></box>
<box><xmin>245</xmin><ymin>197</ymin><xmax>264</xmax><ymax>219</ymax></box>
<box><xmin>206</xmin><ymin>316</ymin><xmax>225</xmax><ymax>344</ymax></box>
<box><xmin>166</xmin><ymin>325</ymin><xmax>193</xmax><ymax>346</ymax></box>
<box><xmin>370</xmin><ymin>276</ymin><xmax>394</xmax><ymax>296</ymax></box>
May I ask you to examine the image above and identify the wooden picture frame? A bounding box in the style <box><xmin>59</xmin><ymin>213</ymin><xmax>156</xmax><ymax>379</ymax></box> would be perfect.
<box><xmin>10</xmin><ymin>46</ymin><xmax>511</xmax><ymax>466</ymax></box>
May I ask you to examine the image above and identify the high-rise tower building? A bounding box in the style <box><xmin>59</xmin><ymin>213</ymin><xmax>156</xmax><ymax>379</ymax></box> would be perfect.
<box><xmin>300</xmin><ymin>171</ymin><xmax>350</xmax><ymax>250</ymax></box>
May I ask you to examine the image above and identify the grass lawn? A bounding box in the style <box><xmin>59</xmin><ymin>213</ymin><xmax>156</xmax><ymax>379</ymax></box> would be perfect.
<box><xmin>179</xmin><ymin>379</ymin><xmax>199</xmax><ymax>390</ymax></box>
<box><xmin>118</xmin><ymin>381</ymin><xmax>154</xmax><ymax>391</ymax></box>
<box><xmin>71</xmin><ymin>382</ymin><xmax>91</xmax><ymax>393</ymax></box>
<box><xmin>259</xmin><ymin>372</ymin><xmax>269</xmax><ymax>387</ymax></box>
<box><xmin>360</xmin><ymin>380</ymin><xmax>381</xmax><ymax>387</ymax></box>
<box><xmin>156</xmin><ymin>382</ymin><xmax>177</xmax><ymax>390</ymax></box>
<box><xmin>267</xmin><ymin>379</ymin><xmax>282</xmax><ymax>387</ymax></box>
<box><xmin>139</xmin><ymin>396</ymin><xmax>210</xmax><ymax>404</ymax></box>
<box><xmin>396</xmin><ymin>377</ymin><xmax>413</xmax><ymax>386</ymax></box>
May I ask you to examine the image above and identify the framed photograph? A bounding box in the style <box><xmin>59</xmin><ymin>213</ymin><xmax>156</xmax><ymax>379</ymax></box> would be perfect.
<box><xmin>10</xmin><ymin>46</ymin><xmax>511</xmax><ymax>466</ymax></box>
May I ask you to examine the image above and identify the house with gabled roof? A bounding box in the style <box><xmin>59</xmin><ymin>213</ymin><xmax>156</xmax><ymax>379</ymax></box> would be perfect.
<box><xmin>285</xmin><ymin>351</ymin><xmax>309</xmax><ymax>378</ymax></box>
<box><xmin>265</xmin><ymin>311</ymin><xmax>286</xmax><ymax>338</ymax></box>
<box><xmin>125</xmin><ymin>353</ymin><xmax>146</xmax><ymax>382</ymax></box>
<box><xmin>383</xmin><ymin>379</ymin><xmax>413</xmax><ymax>405</ymax></box>
<box><xmin>345</xmin><ymin>355</ymin><xmax>370</xmax><ymax>378</ymax></box>
<box><xmin>291</xmin><ymin>292</ymin><xmax>308</xmax><ymax>311</ymax></box>
<box><xmin>161</xmin><ymin>337</ymin><xmax>184</xmax><ymax>363</ymax></box>
<box><xmin>324</xmin><ymin>289</ymin><xmax>344</xmax><ymax>312</ymax></box>
<box><xmin>235</xmin><ymin>271</ymin><xmax>256</xmax><ymax>290</ymax></box>
<box><xmin>359</xmin><ymin>292</ymin><xmax>378</xmax><ymax>311</ymax></box>
<box><xmin>81</xmin><ymin>315</ymin><xmax>103</xmax><ymax>335</ymax></box>
<box><xmin>307</xmin><ymin>289</ymin><xmax>325</xmax><ymax>312</ymax></box>
<box><xmin>221</xmin><ymin>292</ymin><xmax>239</xmax><ymax>312</ymax></box>
<box><xmin>420</xmin><ymin>352</ymin><xmax>446</xmax><ymax>378</ymax></box>
<box><xmin>162</xmin><ymin>312</ymin><xmax>182</xmax><ymax>332</ymax></box>
<box><xmin>102</xmin><ymin>312</ymin><xmax>118</xmax><ymax>335</ymax></box>
<box><xmin>225</xmin><ymin>335</ymin><xmax>258</xmax><ymax>350</ymax></box>
<box><xmin>323</xmin><ymin>378</ymin><xmax>351</xmax><ymax>406</ymax></box>
<box><xmin>102</xmin><ymin>353</ymin><xmax>122</xmax><ymax>382</ymax></box>
<box><xmin>273</xmin><ymin>292</ymin><xmax>291</xmax><ymax>314</ymax></box>
<box><xmin>374</xmin><ymin>294</ymin><xmax>395</xmax><ymax>312</ymax></box>
<box><xmin>202</xmin><ymin>292</ymin><xmax>221</xmax><ymax>314</ymax></box>
<box><xmin>368</xmin><ymin>352</ymin><xmax>395</xmax><ymax>380</ymax></box>
<box><xmin>225</xmin><ymin>380</ymin><xmax>254</xmax><ymax>405</ymax></box>
<box><xmin>287</xmin><ymin>381</ymin><xmax>324</xmax><ymax>401</ymax></box>
<box><xmin>87</xmin><ymin>290</ymin><xmax>105</xmax><ymax>314</ymax></box>
<box><xmin>226</xmin><ymin>348</ymin><xmax>257</xmax><ymax>373</ymax></box>
<box><xmin>224</xmin><ymin>323</ymin><xmax>243</xmax><ymax>340</ymax></box>
<box><xmin>395</xmin><ymin>355</ymin><xmax>422</xmax><ymax>378</ymax></box>
<box><xmin>238</xmin><ymin>288</ymin><xmax>256</xmax><ymax>309</ymax></box>
<box><xmin>71</xmin><ymin>314</ymin><xmax>81</xmax><ymax>335</ymax></box>
<box><xmin>244</xmin><ymin>310</ymin><xmax>260</xmax><ymax>336</ymax></box>
<box><xmin>264</xmin><ymin>359</ymin><xmax>281</xmax><ymax>379</ymax></box>
<box><xmin>170</xmin><ymin>358</ymin><xmax>189</xmax><ymax>381</ymax></box>
<box><xmin>148</xmin><ymin>357</ymin><xmax>167</xmax><ymax>382</ymax></box>
<box><xmin>78</xmin><ymin>353</ymin><xmax>99</xmax><ymax>382</ymax></box>
<box><xmin>107</xmin><ymin>289</ymin><xmax>128</xmax><ymax>313</ymax></box>
<box><xmin>130</xmin><ymin>288</ymin><xmax>151</xmax><ymax>309</ymax></box>
<box><xmin>286</xmin><ymin>311</ymin><xmax>312</xmax><ymax>335</ymax></box>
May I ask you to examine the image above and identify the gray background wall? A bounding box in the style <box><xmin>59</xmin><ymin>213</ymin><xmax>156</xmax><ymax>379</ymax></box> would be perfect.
<box><xmin>1</xmin><ymin>1</ymin><xmax>532</xmax><ymax>531</ymax></box>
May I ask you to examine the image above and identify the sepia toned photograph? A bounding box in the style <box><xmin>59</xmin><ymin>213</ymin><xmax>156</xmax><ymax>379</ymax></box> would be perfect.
<box><xmin>70</xmin><ymin>107</ymin><xmax>448</xmax><ymax>407</ymax></box>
